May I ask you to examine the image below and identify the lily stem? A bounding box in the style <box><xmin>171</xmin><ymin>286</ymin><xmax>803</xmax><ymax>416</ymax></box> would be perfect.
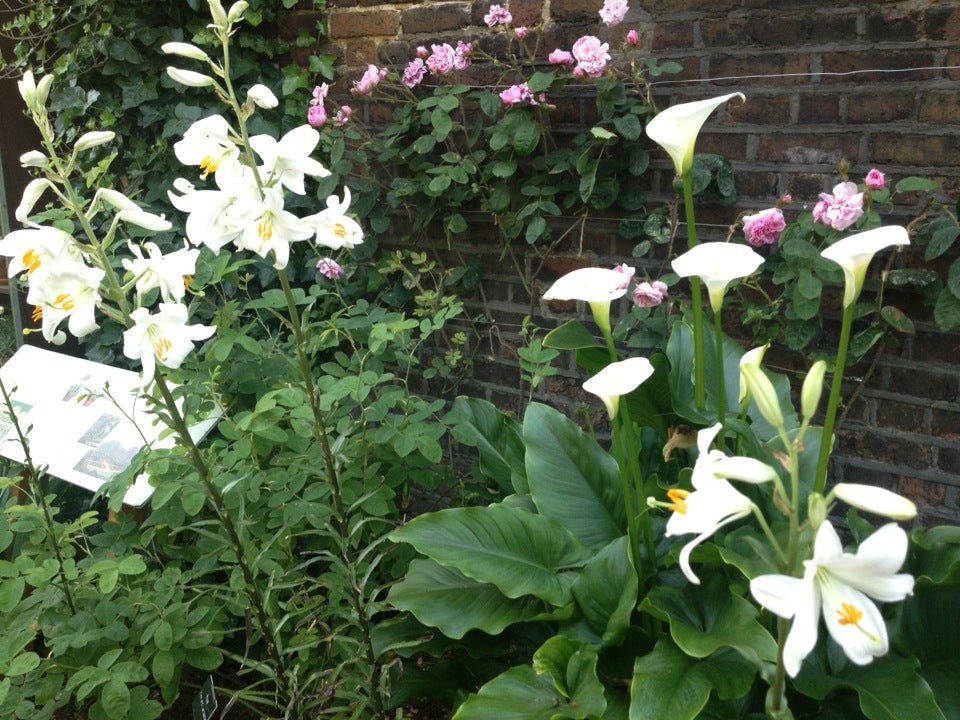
<box><xmin>813</xmin><ymin>302</ymin><xmax>854</xmax><ymax>494</ymax></box>
<box><xmin>681</xmin><ymin>173</ymin><xmax>706</xmax><ymax>409</ymax></box>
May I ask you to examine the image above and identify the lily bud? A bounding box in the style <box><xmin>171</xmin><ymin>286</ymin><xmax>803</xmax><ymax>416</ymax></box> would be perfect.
<box><xmin>17</xmin><ymin>71</ymin><xmax>37</xmax><ymax>108</ymax></box>
<box><xmin>807</xmin><ymin>492</ymin><xmax>827</xmax><ymax>530</ymax></box>
<box><xmin>19</xmin><ymin>150</ymin><xmax>49</xmax><ymax>168</ymax></box>
<box><xmin>740</xmin><ymin>363</ymin><xmax>784</xmax><ymax>430</ymax></box>
<box><xmin>166</xmin><ymin>67</ymin><xmax>217</xmax><ymax>88</ymax></box>
<box><xmin>95</xmin><ymin>188</ymin><xmax>140</xmax><ymax>213</ymax></box>
<box><xmin>227</xmin><ymin>1</ymin><xmax>249</xmax><ymax>23</ymax></box>
<box><xmin>35</xmin><ymin>73</ymin><xmax>54</xmax><ymax>108</ymax></box>
<box><xmin>15</xmin><ymin>178</ymin><xmax>54</xmax><ymax>224</ymax></box>
<box><xmin>117</xmin><ymin>210</ymin><xmax>173</xmax><ymax>232</ymax></box>
<box><xmin>208</xmin><ymin>0</ymin><xmax>228</xmax><ymax>27</ymax></box>
<box><xmin>246</xmin><ymin>84</ymin><xmax>278</xmax><ymax>109</ymax></box>
<box><xmin>831</xmin><ymin>483</ymin><xmax>917</xmax><ymax>521</ymax></box>
<box><xmin>74</xmin><ymin>131</ymin><xmax>116</xmax><ymax>152</ymax></box>
<box><xmin>800</xmin><ymin>360</ymin><xmax>827</xmax><ymax>420</ymax></box>
<box><xmin>738</xmin><ymin>344</ymin><xmax>768</xmax><ymax>407</ymax></box>
<box><xmin>161</xmin><ymin>42</ymin><xmax>211</xmax><ymax>63</ymax></box>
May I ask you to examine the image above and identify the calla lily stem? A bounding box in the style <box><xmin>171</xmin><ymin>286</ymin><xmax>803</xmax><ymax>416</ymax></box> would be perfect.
<box><xmin>814</xmin><ymin>302</ymin><xmax>854</xmax><ymax>494</ymax></box>
<box><xmin>681</xmin><ymin>172</ymin><xmax>706</xmax><ymax>408</ymax></box>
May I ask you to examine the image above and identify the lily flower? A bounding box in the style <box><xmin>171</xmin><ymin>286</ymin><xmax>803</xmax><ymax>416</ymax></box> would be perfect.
<box><xmin>301</xmin><ymin>187</ymin><xmax>364</xmax><ymax>251</ymax></box>
<box><xmin>660</xmin><ymin>423</ymin><xmax>777</xmax><ymax>584</ymax></box>
<box><xmin>645</xmin><ymin>92</ymin><xmax>744</xmax><ymax>176</ymax></box>
<box><xmin>248</xmin><ymin>125</ymin><xmax>331</xmax><ymax>195</ymax></box>
<box><xmin>582</xmin><ymin>356</ymin><xmax>655</xmax><ymax>419</ymax></box>
<box><xmin>168</xmin><ymin>171</ymin><xmax>255</xmax><ymax>253</ymax></box>
<box><xmin>123</xmin><ymin>304</ymin><xmax>215</xmax><ymax>385</ymax></box>
<box><xmin>542</xmin><ymin>267</ymin><xmax>629</xmax><ymax>339</ymax></box>
<box><xmin>830</xmin><ymin>483</ymin><xmax>917</xmax><ymax>521</ymax></box>
<box><xmin>26</xmin><ymin>258</ymin><xmax>105</xmax><ymax>345</ymax></box>
<box><xmin>232</xmin><ymin>186</ymin><xmax>313</xmax><ymax>269</ymax></box>
<box><xmin>750</xmin><ymin>521</ymin><xmax>914</xmax><ymax>677</ymax></box>
<box><xmin>671</xmin><ymin>242</ymin><xmax>765</xmax><ymax>313</ymax></box>
<box><xmin>174</xmin><ymin>114</ymin><xmax>239</xmax><ymax>179</ymax></box>
<box><xmin>122</xmin><ymin>242</ymin><xmax>199</xmax><ymax>303</ymax></box>
<box><xmin>0</xmin><ymin>226</ymin><xmax>82</xmax><ymax>279</ymax></box>
<box><xmin>738</xmin><ymin>344</ymin><xmax>767</xmax><ymax>406</ymax></box>
<box><xmin>15</xmin><ymin>178</ymin><xmax>54</xmax><ymax>226</ymax></box>
<box><xmin>820</xmin><ymin>226</ymin><xmax>910</xmax><ymax>308</ymax></box>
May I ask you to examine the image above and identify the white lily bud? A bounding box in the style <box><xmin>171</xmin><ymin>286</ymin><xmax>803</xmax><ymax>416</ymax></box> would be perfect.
<box><xmin>15</xmin><ymin>178</ymin><xmax>54</xmax><ymax>224</ymax></box>
<box><xmin>740</xmin><ymin>363</ymin><xmax>784</xmax><ymax>430</ymax></box>
<box><xmin>161</xmin><ymin>42</ymin><xmax>211</xmax><ymax>63</ymax></box>
<box><xmin>74</xmin><ymin>131</ymin><xmax>116</xmax><ymax>152</ymax></box>
<box><xmin>227</xmin><ymin>1</ymin><xmax>249</xmax><ymax>23</ymax></box>
<box><xmin>117</xmin><ymin>210</ymin><xmax>173</xmax><ymax>232</ymax></box>
<box><xmin>208</xmin><ymin>0</ymin><xmax>228</xmax><ymax>26</ymax></box>
<box><xmin>19</xmin><ymin>150</ymin><xmax>49</xmax><ymax>168</ymax></box>
<box><xmin>35</xmin><ymin>73</ymin><xmax>54</xmax><ymax>107</ymax></box>
<box><xmin>96</xmin><ymin>188</ymin><xmax>141</xmax><ymax>213</ymax></box>
<box><xmin>832</xmin><ymin>483</ymin><xmax>917</xmax><ymax>521</ymax></box>
<box><xmin>807</xmin><ymin>492</ymin><xmax>828</xmax><ymax>530</ymax></box>
<box><xmin>712</xmin><ymin>456</ymin><xmax>778</xmax><ymax>484</ymax></box>
<box><xmin>246</xmin><ymin>84</ymin><xmax>278</xmax><ymax>109</ymax></box>
<box><xmin>17</xmin><ymin>71</ymin><xmax>37</xmax><ymax>108</ymax></box>
<box><xmin>800</xmin><ymin>360</ymin><xmax>827</xmax><ymax>421</ymax></box>
<box><xmin>166</xmin><ymin>67</ymin><xmax>217</xmax><ymax>88</ymax></box>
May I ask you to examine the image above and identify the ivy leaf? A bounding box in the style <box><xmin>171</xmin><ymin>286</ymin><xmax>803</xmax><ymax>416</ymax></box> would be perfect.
<box><xmin>934</xmin><ymin>287</ymin><xmax>960</xmax><ymax>331</ymax></box>
<box><xmin>880</xmin><ymin>306</ymin><xmax>915</xmax><ymax>333</ymax></box>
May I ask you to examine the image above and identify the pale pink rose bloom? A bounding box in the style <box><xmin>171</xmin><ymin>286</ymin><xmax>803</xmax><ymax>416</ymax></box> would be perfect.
<box><xmin>572</xmin><ymin>36</ymin><xmax>610</xmax><ymax>78</ymax></box>
<box><xmin>515</xmin><ymin>26</ymin><xmax>528</xmax><ymax>39</ymax></box>
<box><xmin>317</xmin><ymin>257</ymin><xmax>343</xmax><ymax>279</ymax></box>
<box><xmin>351</xmin><ymin>64</ymin><xmax>387</xmax><ymax>96</ymax></box>
<box><xmin>742</xmin><ymin>207</ymin><xmax>786</xmax><ymax>247</ymax></box>
<box><xmin>416</xmin><ymin>45</ymin><xmax>429</xmax><ymax>58</ymax></box>
<box><xmin>312</xmin><ymin>84</ymin><xmax>329</xmax><ymax>102</ymax></box>
<box><xmin>865</xmin><ymin>168</ymin><xmax>885</xmax><ymax>190</ymax></box>
<box><xmin>599</xmin><ymin>0</ymin><xmax>629</xmax><ymax>27</ymax></box>
<box><xmin>632</xmin><ymin>280</ymin><xmax>668</xmax><ymax>308</ymax></box>
<box><xmin>427</xmin><ymin>43</ymin><xmax>456</xmax><ymax>75</ymax></box>
<box><xmin>403</xmin><ymin>58</ymin><xmax>427</xmax><ymax>87</ymax></box>
<box><xmin>484</xmin><ymin>4</ymin><xmax>512</xmax><ymax>26</ymax></box>
<box><xmin>781</xmin><ymin>193</ymin><xmax>792</xmax><ymax>204</ymax></box>
<box><xmin>812</xmin><ymin>181</ymin><xmax>864</xmax><ymax>231</ymax></box>
<box><xmin>333</xmin><ymin>106</ymin><xmax>352</xmax><ymax>125</ymax></box>
<box><xmin>307</xmin><ymin>104</ymin><xmax>326</xmax><ymax>127</ymax></box>
<box><xmin>549</xmin><ymin>49</ymin><xmax>574</xmax><ymax>65</ymax></box>
<box><xmin>500</xmin><ymin>85</ymin><xmax>525</xmax><ymax>105</ymax></box>
<box><xmin>613</xmin><ymin>263</ymin><xmax>635</xmax><ymax>290</ymax></box>
<box><xmin>626</xmin><ymin>29</ymin><xmax>639</xmax><ymax>45</ymax></box>
<box><xmin>454</xmin><ymin>40</ymin><xmax>473</xmax><ymax>70</ymax></box>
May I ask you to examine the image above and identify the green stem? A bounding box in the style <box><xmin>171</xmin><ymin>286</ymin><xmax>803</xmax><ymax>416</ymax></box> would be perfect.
<box><xmin>681</xmin><ymin>173</ymin><xmax>706</xmax><ymax>408</ymax></box>
<box><xmin>713</xmin><ymin>307</ymin><xmax>726</xmax><ymax>428</ymax></box>
<box><xmin>814</xmin><ymin>303</ymin><xmax>854</xmax><ymax>494</ymax></box>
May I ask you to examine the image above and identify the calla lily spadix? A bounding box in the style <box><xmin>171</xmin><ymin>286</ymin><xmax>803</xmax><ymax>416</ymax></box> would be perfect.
<box><xmin>658</xmin><ymin>423</ymin><xmax>777</xmax><ymax>584</ymax></box>
<box><xmin>820</xmin><ymin>226</ymin><xmax>909</xmax><ymax>308</ymax></box>
<box><xmin>645</xmin><ymin>92</ymin><xmax>745</xmax><ymax>176</ymax></box>
<box><xmin>672</xmin><ymin>242</ymin><xmax>765</xmax><ymax>313</ymax></box>
<box><xmin>582</xmin><ymin>356</ymin><xmax>655</xmax><ymax>419</ymax></box>
<box><xmin>750</xmin><ymin>521</ymin><xmax>914</xmax><ymax>677</ymax></box>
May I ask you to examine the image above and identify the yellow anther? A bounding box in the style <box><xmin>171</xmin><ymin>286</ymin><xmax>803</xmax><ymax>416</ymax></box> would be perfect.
<box><xmin>666</xmin><ymin>488</ymin><xmax>690</xmax><ymax>515</ymax></box>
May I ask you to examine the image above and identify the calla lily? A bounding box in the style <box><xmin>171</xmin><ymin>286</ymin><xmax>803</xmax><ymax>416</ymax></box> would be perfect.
<box><xmin>123</xmin><ymin>303</ymin><xmax>216</xmax><ymax>386</ymax></box>
<box><xmin>738</xmin><ymin>344</ymin><xmax>767</xmax><ymax>406</ymax></box>
<box><xmin>820</xmin><ymin>226</ymin><xmax>909</xmax><ymax>308</ymax></box>
<box><xmin>739</xmin><ymin>360</ymin><xmax>785</xmax><ymax>430</ymax></box>
<box><xmin>750</xmin><ymin>521</ymin><xmax>914</xmax><ymax>677</ymax></box>
<box><xmin>672</xmin><ymin>242</ymin><xmax>764</xmax><ymax>313</ymax></box>
<box><xmin>582</xmin><ymin>356</ymin><xmax>655</xmax><ymax>419</ymax></box>
<box><xmin>661</xmin><ymin>423</ymin><xmax>776</xmax><ymax>584</ymax></box>
<box><xmin>830</xmin><ymin>483</ymin><xmax>917</xmax><ymax>521</ymax></box>
<box><xmin>542</xmin><ymin>267</ymin><xmax>629</xmax><ymax>338</ymax></box>
<box><xmin>645</xmin><ymin>92</ymin><xmax>744</xmax><ymax>176</ymax></box>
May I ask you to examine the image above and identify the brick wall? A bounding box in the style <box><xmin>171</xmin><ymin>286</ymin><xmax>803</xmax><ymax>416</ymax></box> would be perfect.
<box><xmin>288</xmin><ymin>0</ymin><xmax>960</xmax><ymax>525</ymax></box>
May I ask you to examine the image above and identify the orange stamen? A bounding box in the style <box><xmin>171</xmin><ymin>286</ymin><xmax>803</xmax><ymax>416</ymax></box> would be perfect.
<box><xmin>666</xmin><ymin>488</ymin><xmax>690</xmax><ymax>514</ymax></box>
<box><xmin>836</xmin><ymin>602</ymin><xmax>863</xmax><ymax>626</ymax></box>
<box><xmin>23</xmin><ymin>249</ymin><xmax>41</xmax><ymax>273</ymax></box>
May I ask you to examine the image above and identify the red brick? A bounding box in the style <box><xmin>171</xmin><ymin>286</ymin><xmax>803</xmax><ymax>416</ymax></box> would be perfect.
<box><xmin>327</xmin><ymin>8</ymin><xmax>401</xmax><ymax>39</ymax></box>
<box><xmin>402</xmin><ymin>3</ymin><xmax>470</xmax><ymax>34</ymax></box>
<box><xmin>847</xmin><ymin>92</ymin><xmax>916</xmax><ymax>124</ymax></box>
<box><xmin>918</xmin><ymin>92</ymin><xmax>960</xmax><ymax>126</ymax></box>
<box><xmin>898</xmin><ymin>476</ymin><xmax>948</xmax><ymax>506</ymax></box>
<box><xmin>922</xmin><ymin>5</ymin><xmax>960</xmax><ymax>41</ymax></box>
<box><xmin>865</xmin><ymin>7</ymin><xmax>922</xmax><ymax>43</ymax></box>
<box><xmin>650</xmin><ymin>20</ymin><xmax>695</xmax><ymax>50</ymax></box>
<box><xmin>798</xmin><ymin>94</ymin><xmax>840</xmax><ymax>124</ymax></box>
<box><xmin>872</xmin><ymin>134</ymin><xmax>960</xmax><ymax>168</ymax></box>
<box><xmin>708</xmin><ymin>52</ymin><xmax>811</xmax><ymax>86</ymax></box>
<box><xmin>821</xmin><ymin>50</ymin><xmax>938</xmax><ymax>83</ymax></box>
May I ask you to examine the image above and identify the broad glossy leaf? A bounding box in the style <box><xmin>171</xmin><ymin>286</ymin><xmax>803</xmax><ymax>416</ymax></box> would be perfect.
<box><xmin>628</xmin><ymin>641</ymin><xmax>712</xmax><ymax>720</ymax></box>
<box><xmin>453</xmin><ymin>664</ymin><xmax>600</xmax><ymax>720</ymax></box>
<box><xmin>524</xmin><ymin>403</ymin><xmax>625</xmax><ymax>550</ymax></box>
<box><xmin>568</xmin><ymin>535</ymin><xmax>636</xmax><ymax>647</ymax></box>
<box><xmin>444</xmin><ymin>396</ymin><xmax>527</xmax><ymax>494</ymax></box>
<box><xmin>387</xmin><ymin>559</ymin><xmax>551</xmax><ymax>639</ymax></box>
<box><xmin>389</xmin><ymin>505</ymin><xmax>590</xmax><ymax>605</ymax></box>
<box><xmin>532</xmin><ymin>637</ymin><xmax>607</xmax><ymax>715</ymax></box>
<box><xmin>543</xmin><ymin>319</ymin><xmax>604</xmax><ymax>351</ymax></box>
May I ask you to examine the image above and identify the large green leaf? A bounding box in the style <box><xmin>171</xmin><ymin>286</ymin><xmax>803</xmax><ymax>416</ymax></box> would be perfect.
<box><xmin>387</xmin><ymin>559</ymin><xmax>551</xmax><ymax>639</ymax></box>
<box><xmin>445</xmin><ymin>396</ymin><xmax>528</xmax><ymax>494</ymax></box>
<box><xmin>629</xmin><ymin>641</ymin><xmax>753</xmax><ymax>720</ymax></box>
<box><xmin>389</xmin><ymin>505</ymin><xmax>591</xmax><ymax>606</ymax></box>
<box><xmin>567</xmin><ymin>536</ymin><xmax>636</xmax><ymax>647</ymax></box>
<box><xmin>523</xmin><ymin>403</ymin><xmax>625</xmax><ymax>551</ymax></box>
<box><xmin>544</xmin><ymin>319</ymin><xmax>604</xmax><ymax>351</ymax></box>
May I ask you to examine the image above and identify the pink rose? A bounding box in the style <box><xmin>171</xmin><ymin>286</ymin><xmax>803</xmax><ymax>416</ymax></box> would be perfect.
<box><xmin>812</xmin><ymin>181</ymin><xmax>864</xmax><ymax>231</ymax></box>
<box><xmin>484</xmin><ymin>4</ymin><xmax>512</xmax><ymax>26</ymax></box>
<box><xmin>865</xmin><ymin>168</ymin><xmax>885</xmax><ymax>190</ymax></box>
<box><xmin>548</xmin><ymin>49</ymin><xmax>574</xmax><ymax>65</ymax></box>
<box><xmin>333</xmin><ymin>105</ymin><xmax>352</xmax><ymax>125</ymax></box>
<box><xmin>571</xmin><ymin>36</ymin><xmax>610</xmax><ymax>78</ymax></box>
<box><xmin>626</xmin><ymin>29</ymin><xmax>639</xmax><ymax>46</ymax></box>
<box><xmin>317</xmin><ymin>257</ymin><xmax>343</xmax><ymax>279</ymax></box>
<box><xmin>416</xmin><ymin>45</ymin><xmax>429</xmax><ymax>58</ymax></box>
<box><xmin>454</xmin><ymin>40</ymin><xmax>473</xmax><ymax>70</ymax></box>
<box><xmin>742</xmin><ymin>207</ymin><xmax>786</xmax><ymax>247</ymax></box>
<box><xmin>307</xmin><ymin>104</ymin><xmax>327</xmax><ymax>127</ymax></box>
<box><xmin>613</xmin><ymin>263</ymin><xmax>635</xmax><ymax>290</ymax></box>
<box><xmin>312</xmin><ymin>84</ymin><xmax>329</xmax><ymax>103</ymax></box>
<box><xmin>632</xmin><ymin>280</ymin><xmax>668</xmax><ymax>308</ymax></box>
<box><xmin>514</xmin><ymin>26</ymin><xmax>528</xmax><ymax>39</ymax></box>
<box><xmin>499</xmin><ymin>83</ymin><xmax>539</xmax><ymax>106</ymax></box>
<box><xmin>351</xmin><ymin>64</ymin><xmax>387</xmax><ymax>96</ymax></box>
<box><xmin>599</xmin><ymin>0</ymin><xmax>629</xmax><ymax>27</ymax></box>
<box><xmin>427</xmin><ymin>43</ymin><xmax>456</xmax><ymax>75</ymax></box>
<box><xmin>780</xmin><ymin>193</ymin><xmax>792</xmax><ymax>204</ymax></box>
<box><xmin>403</xmin><ymin>58</ymin><xmax>427</xmax><ymax>87</ymax></box>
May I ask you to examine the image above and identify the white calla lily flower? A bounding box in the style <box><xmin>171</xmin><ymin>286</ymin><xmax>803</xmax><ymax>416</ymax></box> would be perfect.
<box><xmin>543</xmin><ymin>267</ymin><xmax>629</xmax><ymax>304</ymax></box>
<box><xmin>582</xmin><ymin>356</ymin><xmax>655</xmax><ymax>419</ymax></box>
<box><xmin>820</xmin><ymin>226</ymin><xmax>910</xmax><ymax>308</ymax></box>
<box><xmin>750</xmin><ymin>521</ymin><xmax>914</xmax><ymax>677</ymax></box>
<box><xmin>672</xmin><ymin>242</ymin><xmax>765</xmax><ymax>313</ymax></box>
<box><xmin>123</xmin><ymin>303</ymin><xmax>216</xmax><ymax>385</ymax></box>
<box><xmin>831</xmin><ymin>483</ymin><xmax>917</xmax><ymax>521</ymax></box>
<box><xmin>645</xmin><ymin>92</ymin><xmax>744</xmax><ymax>176</ymax></box>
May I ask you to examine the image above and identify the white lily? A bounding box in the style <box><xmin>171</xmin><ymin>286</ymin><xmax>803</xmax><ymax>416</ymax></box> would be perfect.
<box><xmin>672</xmin><ymin>242</ymin><xmax>765</xmax><ymax>313</ymax></box>
<box><xmin>0</xmin><ymin>226</ymin><xmax>82</xmax><ymax>279</ymax></box>
<box><xmin>301</xmin><ymin>187</ymin><xmax>364</xmax><ymax>250</ymax></box>
<box><xmin>830</xmin><ymin>483</ymin><xmax>917</xmax><ymax>521</ymax></box>
<box><xmin>645</xmin><ymin>92</ymin><xmax>744</xmax><ymax>176</ymax></box>
<box><xmin>15</xmin><ymin>178</ymin><xmax>54</xmax><ymax>226</ymax></box>
<box><xmin>738</xmin><ymin>344</ymin><xmax>767</xmax><ymax>406</ymax></box>
<box><xmin>232</xmin><ymin>186</ymin><xmax>313</xmax><ymax>269</ymax></box>
<box><xmin>249</xmin><ymin>125</ymin><xmax>330</xmax><ymax>195</ymax></box>
<box><xmin>122</xmin><ymin>242</ymin><xmax>199</xmax><ymax>303</ymax></box>
<box><xmin>26</xmin><ymin>258</ymin><xmax>105</xmax><ymax>345</ymax></box>
<box><xmin>246</xmin><ymin>84</ymin><xmax>278</xmax><ymax>109</ymax></box>
<box><xmin>161</xmin><ymin>42</ymin><xmax>211</xmax><ymax>63</ymax></box>
<box><xmin>174</xmin><ymin>114</ymin><xmax>239</xmax><ymax>179</ymax></box>
<box><xmin>542</xmin><ymin>266</ymin><xmax>629</xmax><ymax>338</ymax></box>
<box><xmin>168</xmin><ymin>173</ymin><xmax>251</xmax><ymax>253</ymax></box>
<box><xmin>116</xmin><ymin>210</ymin><xmax>173</xmax><ymax>233</ymax></box>
<box><xmin>663</xmin><ymin>423</ymin><xmax>777</xmax><ymax>584</ymax></box>
<box><xmin>582</xmin><ymin>356</ymin><xmax>655</xmax><ymax>419</ymax></box>
<box><xmin>74</xmin><ymin>131</ymin><xmax>116</xmax><ymax>153</ymax></box>
<box><xmin>820</xmin><ymin>226</ymin><xmax>910</xmax><ymax>308</ymax></box>
<box><xmin>750</xmin><ymin>521</ymin><xmax>914</xmax><ymax>677</ymax></box>
<box><xmin>123</xmin><ymin>303</ymin><xmax>216</xmax><ymax>385</ymax></box>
